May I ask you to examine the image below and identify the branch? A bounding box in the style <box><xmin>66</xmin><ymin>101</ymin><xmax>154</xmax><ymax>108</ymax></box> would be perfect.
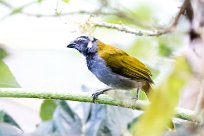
<box><xmin>172</xmin><ymin>0</ymin><xmax>191</xmax><ymax>27</ymax></box>
<box><xmin>92</xmin><ymin>20</ymin><xmax>165</xmax><ymax>36</ymax></box>
<box><xmin>156</xmin><ymin>0</ymin><xmax>192</xmax><ymax>34</ymax></box>
<box><xmin>0</xmin><ymin>88</ymin><xmax>199</xmax><ymax>123</ymax></box>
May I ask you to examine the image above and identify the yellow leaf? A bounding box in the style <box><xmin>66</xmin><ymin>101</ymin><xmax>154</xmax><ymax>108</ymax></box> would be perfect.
<box><xmin>131</xmin><ymin>56</ymin><xmax>192</xmax><ymax>136</ymax></box>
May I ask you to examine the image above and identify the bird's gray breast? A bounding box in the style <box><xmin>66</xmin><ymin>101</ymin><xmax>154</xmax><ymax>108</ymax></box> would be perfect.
<box><xmin>86</xmin><ymin>55</ymin><xmax>136</xmax><ymax>90</ymax></box>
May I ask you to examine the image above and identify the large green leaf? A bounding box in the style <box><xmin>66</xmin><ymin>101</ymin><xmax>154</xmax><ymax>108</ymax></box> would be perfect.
<box><xmin>0</xmin><ymin>60</ymin><xmax>20</xmax><ymax>88</ymax></box>
<box><xmin>131</xmin><ymin>56</ymin><xmax>192</xmax><ymax>136</ymax></box>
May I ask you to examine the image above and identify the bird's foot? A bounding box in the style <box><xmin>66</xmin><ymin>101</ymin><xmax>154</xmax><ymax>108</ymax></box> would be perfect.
<box><xmin>131</xmin><ymin>96</ymin><xmax>138</xmax><ymax>101</ymax></box>
<box><xmin>131</xmin><ymin>93</ymin><xmax>139</xmax><ymax>101</ymax></box>
<box><xmin>91</xmin><ymin>88</ymin><xmax>112</xmax><ymax>103</ymax></box>
<box><xmin>92</xmin><ymin>92</ymin><xmax>102</xmax><ymax>103</ymax></box>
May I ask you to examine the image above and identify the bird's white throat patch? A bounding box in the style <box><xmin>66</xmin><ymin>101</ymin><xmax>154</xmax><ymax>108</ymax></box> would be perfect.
<box><xmin>89</xmin><ymin>36</ymin><xmax>94</xmax><ymax>41</ymax></box>
<box><xmin>87</xmin><ymin>41</ymin><xmax>93</xmax><ymax>48</ymax></box>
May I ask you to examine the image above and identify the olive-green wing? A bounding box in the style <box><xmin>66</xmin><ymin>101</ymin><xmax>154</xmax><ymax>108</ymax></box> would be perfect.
<box><xmin>97</xmin><ymin>40</ymin><xmax>153</xmax><ymax>83</ymax></box>
<box><xmin>108</xmin><ymin>54</ymin><xmax>152</xmax><ymax>83</ymax></box>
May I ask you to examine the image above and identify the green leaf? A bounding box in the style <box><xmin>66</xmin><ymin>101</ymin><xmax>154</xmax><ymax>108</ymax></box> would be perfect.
<box><xmin>63</xmin><ymin>0</ymin><xmax>70</xmax><ymax>3</ymax></box>
<box><xmin>0</xmin><ymin>60</ymin><xmax>20</xmax><ymax>88</ymax></box>
<box><xmin>40</xmin><ymin>99</ymin><xmax>57</xmax><ymax>121</ymax></box>
<box><xmin>131</xmin><ymin>56</ymin><xmax>192</xmax><ymax>136</ymax></box>
<box><xmin>0</xmin><ymin>111</ymin><xmax>21</xmax><ymax>129</ymax></box>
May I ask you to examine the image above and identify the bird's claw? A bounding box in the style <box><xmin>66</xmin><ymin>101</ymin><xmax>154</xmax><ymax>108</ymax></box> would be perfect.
<box><xmin>92</xmin><ymin>92</ymin><xmax>100</xmax><ymax>103</ymax></box>
<box><xmin>92</xmin><ymin>88</ymin><xmax>112</xmax><ymax>103</ymax></box>
<box><xmin>131</xmin><ymin>97</ymin><xmax>138</xmax><ymax>101</ymax></box>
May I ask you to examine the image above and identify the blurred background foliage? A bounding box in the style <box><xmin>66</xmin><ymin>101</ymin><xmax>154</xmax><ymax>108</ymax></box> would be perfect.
<box><xmin>0</xmin><ymin>46</ymin><xmax>20</xmax><ymax>88</ymax></box>
<box><xmin>0</xmin><ymin>0</ymin><xmax>203</xmax><ymax>136</ymax></box>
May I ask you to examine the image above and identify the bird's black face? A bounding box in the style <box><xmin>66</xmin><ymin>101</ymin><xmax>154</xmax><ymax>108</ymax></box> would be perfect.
<box><xmin>67</xmin><ymin>36</ymin><xmax>97</xmax><ymax>56</ymax></box>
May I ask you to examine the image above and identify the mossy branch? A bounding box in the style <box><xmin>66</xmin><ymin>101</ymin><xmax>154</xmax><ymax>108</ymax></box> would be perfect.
<box><xmin>0</xmin><ymin>88</ymin><xmax>199</xmax><ymax>123</ymax></box>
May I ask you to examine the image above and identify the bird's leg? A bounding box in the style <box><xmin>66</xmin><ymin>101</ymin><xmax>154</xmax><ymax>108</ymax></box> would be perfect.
<box><xmin>135</xmin><ymin>88</ymin><xmax>140</xmax><ymax>100</ymax></box>
<box><xmin>131</xmin><ymin>88</ymin><xmax>140</xmax><ymax>101</ymax></box>
<box><xmin>92</xmin><ymin>88</ymin><xmax>112</xmax><ymax>103</ymax></box>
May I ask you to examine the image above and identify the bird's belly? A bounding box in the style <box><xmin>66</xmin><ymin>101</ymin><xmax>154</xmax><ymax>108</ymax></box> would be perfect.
<box><xmin>96</xmin><ymin>70</ymin><xmax>137</xmax><ymax>90</ymax></box>
<box><xmin>87</xmin><ymin>57</ymin><xmax>137</xmax><ymax>90</ymax></box>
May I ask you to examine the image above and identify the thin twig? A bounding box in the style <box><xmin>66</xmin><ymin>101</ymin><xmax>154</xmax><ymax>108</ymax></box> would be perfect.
<box><xmin>0</xmin><ymin>88</ymin><xmax>199</xmax><ymax>123</ymax></box>
<box><xmin>92</xmin><ymin>20</ymin><xmax>165</xmax><ymax>36</ymax></box>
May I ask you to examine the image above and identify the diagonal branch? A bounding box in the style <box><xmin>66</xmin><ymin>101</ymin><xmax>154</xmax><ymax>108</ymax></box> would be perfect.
<box><xmin>172</xmin><ymin>0</ymin><xmax>192</xmax><ymax>26</ymax></box>
<box><xmin>92</xmin><ymin>20</ymin><xmax>165</xmax><ymax>36</ymax></box>
<box><xmin>0</xmin><ymin>88</ymin><xmax>199</xmax><ymax>123</ymax></box>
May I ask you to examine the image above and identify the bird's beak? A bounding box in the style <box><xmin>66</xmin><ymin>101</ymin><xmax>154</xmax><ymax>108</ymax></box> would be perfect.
<box><xmin>67</xmin><ymin>41</ymin><xmax>76</xmax><ymax>48</ymax></box>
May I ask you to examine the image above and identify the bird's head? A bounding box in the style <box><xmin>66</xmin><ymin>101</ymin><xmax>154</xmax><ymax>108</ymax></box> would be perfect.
<box><xmin>67</xmin><ymin>36</ymin><xmax>98</xmax><ymax>56</ymax></box>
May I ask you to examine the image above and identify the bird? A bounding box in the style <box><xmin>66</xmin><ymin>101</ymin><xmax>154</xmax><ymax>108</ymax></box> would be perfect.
<box><xmin>67</xmin><ymin>36</ymin><xmax>153</xmax><ymax>102</ymax></box>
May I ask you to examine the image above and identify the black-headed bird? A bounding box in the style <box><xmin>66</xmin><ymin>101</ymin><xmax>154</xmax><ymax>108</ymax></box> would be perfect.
<box><xmin>67</xmin><ymin>36</ymin><xmax>153</xmax><ymax>102</ymax></box>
